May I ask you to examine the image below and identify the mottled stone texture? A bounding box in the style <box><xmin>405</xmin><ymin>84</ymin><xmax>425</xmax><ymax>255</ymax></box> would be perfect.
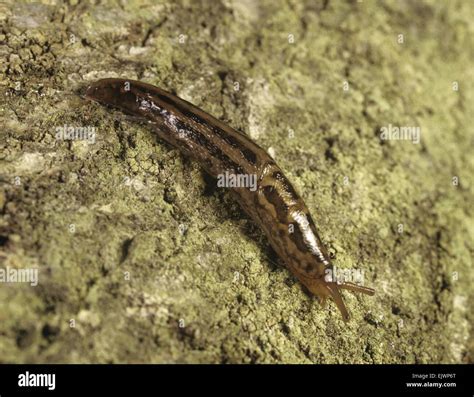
<box><xmin>0</xmin><ymin>0</ymin><xmax>472</xmax><ymax>363</ymax></box>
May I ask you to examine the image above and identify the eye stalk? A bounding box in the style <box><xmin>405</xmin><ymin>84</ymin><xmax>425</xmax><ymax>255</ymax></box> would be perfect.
<box><xmin>326</xmin><ymin>281</ymin><xmax>375</xmax><ymax>322</ymax></box>
<box><xmin>326</xmin><ymin>283</ymin><xmax>350</xmax><ymax>322</ymax></box>
<box><xmin>301</xmin><ymin>274</ymin><xmax>375</xmax><ymax>322</ymax></box>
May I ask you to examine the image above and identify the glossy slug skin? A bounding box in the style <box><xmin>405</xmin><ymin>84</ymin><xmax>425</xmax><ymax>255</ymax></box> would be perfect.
<box><xmin>85</xmin><ymin>78</ymin><xmax>375</xmax><ymax>321</ymax></box>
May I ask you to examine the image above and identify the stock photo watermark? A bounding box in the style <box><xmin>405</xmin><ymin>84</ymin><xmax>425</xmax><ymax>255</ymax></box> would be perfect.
<box><xmin>55</xmin><ymin>125</ymin><xmax>96</xmax><ymax>144</ymax></box>
<box><xmin>324</xmin><ymin>266</ymin><xmax>366</xmax><ymax>286</ymax></box>
<box><xmin>0</xmin><ymin>267</ymin><xmax>38</xmax><ymax>286</ymax></box>
<box><xmin>217</xmin><ymin>171</ymin><xmax>257</xmax><ymax>192</ymax></box>
<box><xmin>379</xmin><ymin>123</ymin><xmax>420</xmax><ymax>144</ymax></box>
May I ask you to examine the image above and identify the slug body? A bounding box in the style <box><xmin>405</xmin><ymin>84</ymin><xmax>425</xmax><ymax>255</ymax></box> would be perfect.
<box><xmin>85</xmin><ymin>78</ymin><xmax>374</xmax><ymax>321</ymax></box>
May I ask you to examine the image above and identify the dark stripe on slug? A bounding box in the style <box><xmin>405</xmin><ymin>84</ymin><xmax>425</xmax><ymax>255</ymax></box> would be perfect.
<box><xmin>150</xmin><ymin>92</ymin><xmax>259</xmax><ymax>166</ymax></box>
<box><xmin>144</xmin><ymin>94</ymin><xmax>228</xmax><ymax>171</ymax></box>
<box><xmin>171</xmin><ymin>118</ymin><xmax>244</xmax><ymax>174</ymax></box>
<box><xmin>272</xmin><ymin>171</ymin><xmax>301</xmax><ymax>200</ymax></box>
<box><xmin>261</xmin><ymin>185</ymin><xmax>290</xmax><ymax>224</ymax></box>
<box><xmin>213</xmin><ymin>130</ymin><xmax>258</xmax><ymax>166</ymax></box>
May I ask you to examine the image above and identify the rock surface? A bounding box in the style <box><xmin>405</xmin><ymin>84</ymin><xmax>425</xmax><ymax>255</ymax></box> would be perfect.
<box><xmin>0</xmin><ymin>0</ymin><xmax>472</xmax><ymax>363</ymax></box>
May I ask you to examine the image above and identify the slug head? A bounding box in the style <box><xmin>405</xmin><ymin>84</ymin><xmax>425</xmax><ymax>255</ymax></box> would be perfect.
<box><xmin>301</xmin><ymin>267</ymin><xmax>375</xmax><ymax>322</ymax></box>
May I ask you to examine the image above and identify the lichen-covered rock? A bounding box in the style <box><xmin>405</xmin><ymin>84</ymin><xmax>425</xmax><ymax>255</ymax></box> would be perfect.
<box><xmin>0</xmin><ymin>0</ymin><xmax>472</xmax><ymax>363</ymax></box>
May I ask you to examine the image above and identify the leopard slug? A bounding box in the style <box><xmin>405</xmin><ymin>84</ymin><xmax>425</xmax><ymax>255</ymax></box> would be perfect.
<box><xmin>85</xmin><ymin>78</ymin><xmax>375</xmax><ymax>321</ymax></box>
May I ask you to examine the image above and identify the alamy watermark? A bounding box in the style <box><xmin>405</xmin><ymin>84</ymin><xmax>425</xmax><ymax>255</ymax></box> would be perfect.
<box><xmin>324</xmin><ymin>265</ymin><xmax>366</xmax><ymax>286</ymax></box>
<box><xmin>0</xmin><ymin>267</ymin><xmax>38</xmax><ymax>286</ymax></box>
<box><xmin>380</xmin><ymin>123</ymin><xmax>420</xmax><ymax>144</ymax></box>
<box><xmin>55</xmin><ymin>124</ymin><xmax>96</xmax><ymax>144</ymax></box>
<box><xmin>217</xmin><ymin>171</ymin><xmax>257</xmax><ymax>192</ymax></box>
<box><xmin>18</xmin><ymin>371</ymin><xmax>55</xmax><ymax>391</ymax></box>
